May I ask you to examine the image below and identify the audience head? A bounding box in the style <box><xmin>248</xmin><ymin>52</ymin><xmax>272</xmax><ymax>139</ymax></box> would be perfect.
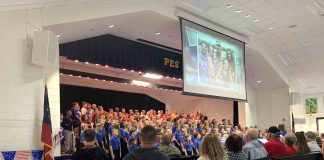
<box><xmin>200</xmin><ymin>133</ymin><xmax>226</xmax><ymax>160</ymax></box>
<box><xmin>140</xmin><ymin>125</ymin><xmax>157</xmax><ymax>148</ymax></box>
<box><xmin>161</xmin><ymin>134</ymin><xmax>172</xmax><ymax>145</ymax></box>
<box><xmin>66</xmin><ymin>110</ymin><xmax>72</xmax><ymax>117</ymax></box>
<box><xmin>305</xmin><ymin>131</ymin><xmax>316</xmax><ymax>142</ymax></box>
<box><xmin>83</xmin><ymin>129</ymin><xmax>96</xmax><ymax>145</ymax></box>
<box><xmin>266</xmin><ymin>126</ymin><xmax>280</xmax><ymax>140</ymax></box>
<box><xmin>245</xmin><ymin>128</ymin><xmax>259</xmax><ymax>142</ymax></box>
<box><xmin>226</xmin><ymin>134</ymin><xmax>244</xmax><ymax>153</ymax></box>
<box><xmin>295</xmin><ymin>131</ymin><xmax>311</xmax><ymax>154</ymax></box>
<box><xmin>278</xmin><ymin>124</ymin><xmax>286</xmax><ymax>132</ymax></box>
<box><xmin>284</xmin><ymin>134</ymin><xmax>297</xmax><ymax>147</ymax></box>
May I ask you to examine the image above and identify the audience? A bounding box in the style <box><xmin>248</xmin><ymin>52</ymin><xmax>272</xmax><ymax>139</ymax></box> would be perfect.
<box><xmin>71</xmin><ymin>129</ymin><xmax>108</xmax><ymax>160</ymax></box>
<box><xmin>283</xmin><ymin>134</ymin><xmax>297</xmax><ymax>155</ymax></box>
<box><xmin>158</xmin><ymin>134</ymin><xmax>181</xmax><ymax>156</ymax></box>
<box><xmin>263</xmin><ymin>126</ymin><xmax>286</xmax><ymax>157</ymax></box>
<box><xmin>61</xmin><ymin>101</ymin><xmax>324</xmax><ymax>160</ymax></box>
<box><xmin>123</xmin><ymin>125</ymin><xmax>169</xmax><ymax>160</ymax></box>
<box><xmin>225</xmin><ymin>134</ymin><xmax>247</xmax><ymax>160</ymax></box>
<box><xmin>197</xmin><ymin>133</ymin><xmax>226</xmax><ymax>160</ymax></box>
<box><xmin>295</xmin><ymin>131</ymin><xmax>311</xmax><ymax>154</ymax></box>
<box><xmin>278</xmin><ymin>124</ymin><xmax>287</xmax><ymax>136</ymax></box>
<box><xmin>242</xmin><ymin>128</ymin><xmax>268</xmax><ymax>160</ymax></box>
<box><xmin>305</xmin><ymin>131</ymin><xmax>322</xmax><ymax>152</ymax></box>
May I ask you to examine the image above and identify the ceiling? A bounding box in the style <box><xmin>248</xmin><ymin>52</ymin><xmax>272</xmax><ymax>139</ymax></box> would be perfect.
<box><xmin>0</xmin><ymin>0</ymin><xmax>106</xmax><ymax>12</ymax></box>
<box><xmin>158</xmin><ymin>0</ymin><xmax>324</xmax><ymax>93</ymax></box>
<box><xmin>44</xmin><ymin>10</ymin><xmax>287</xmax><ymax>90</ymax></box>
<box><xmin>6</xmin><ymin>0</ymin><xmax>323</xmax><ymax>93</ymax></box>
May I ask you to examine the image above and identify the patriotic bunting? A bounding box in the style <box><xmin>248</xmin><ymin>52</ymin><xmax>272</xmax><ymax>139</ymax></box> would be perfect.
<box><xmin>31</xmin><ymin>150</ymin><xmax>43</xmax><ymax>160</ymax></box>
<box><xmin>1</xmin><ymin>151</ymin><xmax>16</xmax><ymax>160</ymax></box>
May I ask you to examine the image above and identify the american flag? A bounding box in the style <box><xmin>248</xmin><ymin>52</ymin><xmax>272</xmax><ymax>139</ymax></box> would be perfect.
<box><xmin>16</xmin><ymin>151</ymin><xmax>30</xmax><ymax>160</ymax></box>
<box><xmin>41</xmin><ymin>85</ymin><xmax>53</xmax><ymax>160</ymax></box>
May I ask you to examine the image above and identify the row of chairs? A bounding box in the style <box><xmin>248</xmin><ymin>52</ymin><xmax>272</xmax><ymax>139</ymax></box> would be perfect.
<box><xmin>55</xmin><ymin>152</ymin><xmax>323</xmax><ymax>160</ymax></box>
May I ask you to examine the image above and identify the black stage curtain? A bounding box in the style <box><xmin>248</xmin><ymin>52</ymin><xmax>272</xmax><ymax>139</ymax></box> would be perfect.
<box><xmin>60</xmin><ymin>84</ymin><xmax>165</xmax><ymax>114</ymax></box>
<box><xmin>233</xmin><ymin>101</ymin><xmax>239</xmax><ymax>126</ymax></box>
<box><xmin>59</xmin><ymin>34</ymin><xmax>182</xmax><ymax>78</ymax></box>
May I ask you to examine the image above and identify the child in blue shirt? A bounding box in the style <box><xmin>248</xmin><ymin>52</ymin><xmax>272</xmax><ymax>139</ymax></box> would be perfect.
<box><xmin>127</xmin><ymin>129</ymin><xmax>138</xmax><ymax>153</ymax></box>
<box><xmin>183</xmin><ymin>134</ymin><xmax>194</xmax><ymax>156</ymax></box>
<box><xmin>109</xmin><ymin>128</ymin><xmax>121</xmax><ymax>160</ymax></box>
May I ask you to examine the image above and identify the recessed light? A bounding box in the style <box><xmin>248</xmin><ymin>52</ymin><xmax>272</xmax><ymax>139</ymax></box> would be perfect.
<box><xmin>245</xmin><ymin>14</ymin><xmax>251</xmax><ymax>18</ymax></box>
<box><xmin>256</xmin><ymin>80</ymin><xmax>262</xmax><ymax>84</ymax></box>
<box><xmin>56</xmin><ymin>34</ymin><xmax>61</xmax><ymax>38</ymax></box>
<box><xmin>253</xmin><ymin>19</ymin><xmax>259</xmax><ymax>22</ymax></box>
<box><xmin>109</xmin><ymin>25</ymin><xmax>114</xmax><ymax>28</ymax></box>
<box><xmin>268</xmin><ymin>26</ymin><xmax>274</xmax><ymax>30</ymax></box>
<box><xmin>236</xmin><ymin>9</ymin><xmax>242</xmax><ymax>13</ymax></box>
<box><xmin>155</xmin><ymin>32</ymin><xmax>161</xmax><ymax>35</ymax></box>
<box><xmin>288</xmin><ymin>24</ymin><xmax>298</xmax><ymax>28</ymax></box>
<box><xmin>226</xmin><ymin>4</ymin><xmax>233</xmax><ymax>8</ymax></box>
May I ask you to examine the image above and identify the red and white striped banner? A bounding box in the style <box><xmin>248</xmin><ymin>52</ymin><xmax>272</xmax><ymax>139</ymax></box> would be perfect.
<box><xmin>16</xmin><ymin>151</ymin><xmax>30</xmax><ymax>160</ymax></box>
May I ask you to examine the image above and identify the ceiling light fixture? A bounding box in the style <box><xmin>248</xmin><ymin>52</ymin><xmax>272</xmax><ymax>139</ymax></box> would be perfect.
<box><xmin>245</xmin><ymin>14</ymin><xmax>251</xmax><ymax>18</ymax></box>
<box><xmin>143</xmin><ymin>73</ymin><xmax>163</xmax><ymax>79</ymax></box>
<box><xmin>132</xmin><ymin>80</ymin><xmax>151</xmax><ymax>87</ymax></box>
<box><xmin>253</xmin><ymin>19</ymin><xmax>259</xmax><ymax>22</ymax></box>
<box><xmin>256</xmin><ymin>80</ymin><xmax>262</xmax><ymax>84</ymax></box>
<box><xmin>109</xmin><ymin>25</ymin><xmax>114</xmax><ymax>28</ymax></box>
<box><xmin>56</xmin><ymin>34</ymin><xmax>61</xmax><ymax>38</ymax></box>
<box><xmin>155</xmin><ymin>32</ymin><xmax>161</xmax><ymax>35</ymax></box>
<box><xmin>268</xmin><ymin>26</ymin><xmax>274</xmax><ymax>30</ymax></box>
<box><xmin>236</xmin><ymin>9</ymin><xmax>242</xmax><ymax>13</ymax></box>
<box><xmin>226</xmin><ymin>4</ymin><xmax>233</xmax><ymax>8</ymax></box>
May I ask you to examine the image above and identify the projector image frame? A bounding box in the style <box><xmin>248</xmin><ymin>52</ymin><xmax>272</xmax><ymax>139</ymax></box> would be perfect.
<box><xmin>180</xmin><ymin>17</ymin><xmax>247</xmax><ymax>101</ymax></box>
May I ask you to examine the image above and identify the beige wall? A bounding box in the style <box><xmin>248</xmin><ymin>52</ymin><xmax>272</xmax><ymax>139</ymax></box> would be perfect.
<box><xmin>0</xmin><ymin>10</ymin><xmax>60</xmax><ymax>155</ymax></box>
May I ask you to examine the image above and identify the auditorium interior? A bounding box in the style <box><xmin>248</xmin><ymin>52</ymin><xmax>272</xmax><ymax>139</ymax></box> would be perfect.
<box><xmin>0</xmin><ymin>0</ymin><xmax>324</xmax><ymax>160</ymax></box>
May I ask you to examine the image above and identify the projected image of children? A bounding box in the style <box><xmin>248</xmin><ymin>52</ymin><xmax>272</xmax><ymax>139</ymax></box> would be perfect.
<box><xmin>198</xmin><ymin>39</ymin><xmax>209</xmax><ymax>85</ymax></box>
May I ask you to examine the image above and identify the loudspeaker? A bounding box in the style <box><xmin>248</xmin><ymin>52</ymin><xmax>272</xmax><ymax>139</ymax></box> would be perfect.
<box><xmin>32</xmin><ymin>31</ymin><xmax>59</xmax><ymax>67</ymax></box>
<box><xmin>291</xmin><ymin>92</ymin><xmax>301</xmax><ymax>105</ymax></box>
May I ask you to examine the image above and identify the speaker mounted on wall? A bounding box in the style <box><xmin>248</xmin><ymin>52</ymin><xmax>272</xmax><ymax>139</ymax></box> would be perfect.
<box><xmin>32</xmin><ymin>31</ymin><xmax>59</xmax><ymax>68</ymax></box>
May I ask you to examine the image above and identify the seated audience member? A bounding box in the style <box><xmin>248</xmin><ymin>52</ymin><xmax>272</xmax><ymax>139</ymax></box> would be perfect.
<box><xmin>314</xmin><ymin>131</ymin><xmax>322</xmax><ymax>148</ymax></box>
<box><xmin>198</xmin><ymin>133</ymin><xmax>227</xmax><ymax>160</ymax></box>
<box><xmin>295</xmin><ymin>131</ymin><xmax>311</xmax><ymax>154</ymax></box>
<box><xmin>123</xmin><ymin>125</ymin><xmax>169</xmax><ymax>160</ymax></box>
<box><xmin>226</xmin><ymin>134</ymin><xmax>248</xmax><ymax>160</ymax></box>
<box><xmin>283</xmin><ymin>134</ymin><xmax>297</xmax><ymax>155</ymax></box>
<box><xmin>305</xmin><ymin>131</ymin><xmax>322</xmax><ymax>152</ymax></box>
<box><xmin>278</xmin><ymin>124</ymin><xmax>287</xmax><ymax>136</ymax></box>
<box><xmin>158</xmin><ymin>134</ymin><xmax>181</xmax><ymax>156</ymax></box>
<box><xmin>71</xmin><ymin>129</ymin><xmax>108</xmax><ymax>160</ymax></box>
<box><xmin>263</xmin><ymin>126</ymin><xmax>286</xmax><ymax>157</ymax></box>
<box><xmin>242</xmin><ymin>128</ymin><xmax>268</xmax><ymax>160</ymax></box>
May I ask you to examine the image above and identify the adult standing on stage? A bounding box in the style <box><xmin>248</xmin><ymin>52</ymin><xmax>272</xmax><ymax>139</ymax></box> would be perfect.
<box><xmin>71</xmin><ymin>102</ymin><xmax>81</xmax><ymax>137</ymax></box>
<box><xmin>61</xmin><ymin>110</ymin><xmax>75</xmax><ymax>153</ymax></box>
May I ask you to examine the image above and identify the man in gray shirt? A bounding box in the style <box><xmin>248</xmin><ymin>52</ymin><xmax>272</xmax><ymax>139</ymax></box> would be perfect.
<box><xmin>243</xmin><ymin>128</ymin><xmax>268</xmax><ymax>160</ymax></box>
<box><xmin>305</xmin><ymin>131</ymin><xmax>322</xmax><ymax>153</ymax></box>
